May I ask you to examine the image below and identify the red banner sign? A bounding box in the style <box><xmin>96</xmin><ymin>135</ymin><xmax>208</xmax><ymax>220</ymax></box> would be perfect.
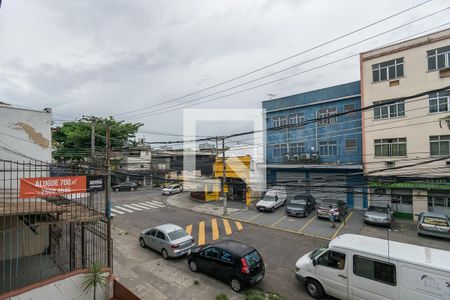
<box><xmin>19</xmin><ymin>176</ymin><xmax>87</xmax><ymax>199</ymax></box>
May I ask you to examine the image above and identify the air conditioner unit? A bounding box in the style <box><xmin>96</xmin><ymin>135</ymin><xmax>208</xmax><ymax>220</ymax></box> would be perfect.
<box><xmin>385</xmin><ymin>161</ymin><xmax>395</xmax><ymax>168</ymax></box>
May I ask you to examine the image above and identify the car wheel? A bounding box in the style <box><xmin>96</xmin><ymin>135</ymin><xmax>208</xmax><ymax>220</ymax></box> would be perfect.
<box><xmin>130</xmin><ymin>187</ymin><xmax>135</xmax><ymax>191</ymax></box>
<box><xmin>283</xmin><ymin>200</ymin><xmax>287</xmax><ymax>206</ymax></box>
<box><xmin>114</xmin><ymin>188</ymin><xmax>119</xmax><ymax>192</ymax></box>
<box><xmin>230</xmin><ymin>277</ymin><xmax>243</xmax><ymax>292</ymax></box>
<box><xmin>139</xmin><ymin>238</ymin><xmax>146</xmax><ymax>248</ymax></box>
<box><xmin>271</xmin><ymin>206</ymin><xmax>275</xmax><ymax>212</ymax></box>
<box><xmin>188</xmin><ymin>260</ymin><xmax>198</xmax><ymax>272</ymax></box>
<box><xmin>305</xmin><ymin>279</ymin><xmax>324</xmax><ymax>299</ymax></box>
<box><xmin>169</xmin><ymin>191</ymin><xmax>172</xmax><ymax>195</ymax></box>
<box><xmin>161</xmin><ymin>249</ymin><xmax>169</xmax><ymax>259</ymax></box>
<box><xmin>418</xmin><ymin>232</ymin><xmax>424</xmax><ymax>237</ymax></box>
<box><xmin>305</xmin><ymin>210</ymin><xmax>309</xmax><ymax>217</ymax></box>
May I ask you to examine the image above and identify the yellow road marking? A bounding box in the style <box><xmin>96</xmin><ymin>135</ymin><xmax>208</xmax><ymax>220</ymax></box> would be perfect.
<box><xmin>270</xmin><ymin>216</ymin><xmax>287</xmax><ymax>228</ymax></box>
<box><xmin>247</xmin><ymin>213</ymin><xmax>263</xmax><ymax>222</ymax></box>
<box><xmin>331</xmin><ymin>211</ymin><xmax>354</xmax><ymax>240</ymax></box>
<box><xmin>223</xmin><ymin>219</ymin><xmax>232</xmax><ymax>235</ymax></box>
<box><xmin>186</xmin><ymin>224</ymin><xmax>192</xmax><ymax>235</ymax></box>
<box><xmin>235</xmin><ymin>221</ymin><xmax>243</xmax><ymax>231</ymax></box>
<box><xmin>211</xmin><ymin>218</ymin><xmax>219</xmax><ymax>240</ymax></box>
<box><xmin>198</xmin><ymin>221</ymin><xmax>205</xmax><ymax>245</ymax></box>
<box><xmin>298</xmin><ymin>216</ymin><xmax>317</xmax><ymax>233</ymax></box>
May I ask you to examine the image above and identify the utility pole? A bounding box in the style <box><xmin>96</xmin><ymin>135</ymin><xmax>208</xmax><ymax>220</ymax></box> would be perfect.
<box><xmin>105</xmin><ymin>125</ymin><xmax>112</xmax><ymax>269</ymax></box>
<box><xmin>221</xmin><ymin>137</ymin><xmax>227</xmax><ymax>216</ymax></box>
<box><xmin>91</xmin><ymin>120</ymin><xmax>96</xmax><ymax>156</ymax></box>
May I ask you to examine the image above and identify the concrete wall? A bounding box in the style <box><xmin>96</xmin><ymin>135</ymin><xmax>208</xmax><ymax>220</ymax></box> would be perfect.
<box><xmin>361</xmin><ymin>29</ymin><xmax>450</xmax><ymax>176</ymax></box>
<box><xmin>0</xmin><ymin>216</ymin><xmax>49</xmax><ymax>261</ymax></box>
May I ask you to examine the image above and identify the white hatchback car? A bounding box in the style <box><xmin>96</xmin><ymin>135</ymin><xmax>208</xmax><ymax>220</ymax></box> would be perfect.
<box><xmin>161</xmin><ymin>184</ymin><xmax>183</xmax><ymax>195</ymax></box>
<box><xmin>256</xmin><ymin>187</ymin><xmax>287</xmax><ymax>212</ymax></box>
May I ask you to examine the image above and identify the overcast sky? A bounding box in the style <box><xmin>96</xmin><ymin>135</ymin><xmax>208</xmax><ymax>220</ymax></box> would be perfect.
<box><xmin>0</xmin><ymin>0</ymin><xmax>448</xmax><ymax>142</ymax></box>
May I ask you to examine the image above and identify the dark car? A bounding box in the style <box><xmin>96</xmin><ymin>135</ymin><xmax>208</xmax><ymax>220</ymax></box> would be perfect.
<box><xmin>187</xmin><ymin>240</ymin><xmax>265</xmax><ymax>292</ymax></box>
<box><xmin>317</xmin><ymin>199</ymin><xmax>348</xmax><ymax>221</ymax></box>
<box><xmin>112</xmin><ymin>182</ymin><xmax>138</xmax><ymax>192</ymax></box>
<box><xmin>285</xmin><ymin>194</ymin><xmax>316</xmax><ymax>217</ymax></box>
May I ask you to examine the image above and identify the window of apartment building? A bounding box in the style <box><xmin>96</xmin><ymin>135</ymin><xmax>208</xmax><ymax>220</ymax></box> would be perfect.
<box><xmin>427</xmin><ymin>45</ymin><xmax>450</xmax><ymax>71</ymax></box>
<box><xmin>319</xmin><ymin>141</ymin><xmax>337</xmax><ymax>156</ymax></box>
<box><xmin>372</xmin><ymin>58</ymin><xmax>404</xmax><ymax>82</ymax></box>
<box><xmin>273</xmin><ymin>144</ymin><xmax>288</xmax><ymax>157</ymax></box>
<box><xmin>427</xmin><ymin>191</ymin><xmax>450</xmax><ymax>213</ymax></box>
<box><xmin>290</xmin><ymin>142</ymin><xmax>305</xmax><ymax>156</ymax></box>
<box><xmin>429</xmin><ymin>90</ymin><xmax>450</xmax><ymax>113</ymax></box>
<box><xmin>344</xmin><ymin>104</ymin><xmax>356</xmax><ymax>114</ymax></box>
<box><xmin>345</xmin><ymin>139</ymin><xmax>357</xmax><ymax>152</ymax></box>
<box><xmin>289</xmin><ymin>113</ymin><xmax>305</xmax><ymax>125</ymax></box>
<box><xmin>272</xmin><ymin>116</ymin><xmax>287</xmax><ymax>128</ymax></box>
<box><xmin>373</xmin><ymin>100</ymin><xmax>405</xmax><ymax>119</ymax></box>
<box><xmin>430</xmin><ymin>135</ymin><xmax>450</xmax><ymax>156</ymax></box>
<box><xmin>374</xmin><ymin>138</ymin><xmax>407</xmax><ymax>157</ymax></box>
<box><xmin>317</xmin><ymin>108</ymin><xmax>337</xmax><ymax>125</ymax></box>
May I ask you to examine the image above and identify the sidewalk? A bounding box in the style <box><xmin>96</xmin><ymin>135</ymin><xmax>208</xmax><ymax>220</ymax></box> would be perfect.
<box><xmin>165</xmin><ymin>192</ymin><xmax>247</xmax><ymax>217</ymax></box>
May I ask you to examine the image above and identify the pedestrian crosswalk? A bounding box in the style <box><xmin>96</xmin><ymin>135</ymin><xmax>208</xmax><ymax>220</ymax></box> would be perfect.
<box><xmin>109</xmin><ymin>201</ymin><xmax>166</xmax><ymax>216</ymax></box>
<box><xmin>186</xmin><ymin>218</ymin><xmax>244</xmax><ymax>246</ymax></box>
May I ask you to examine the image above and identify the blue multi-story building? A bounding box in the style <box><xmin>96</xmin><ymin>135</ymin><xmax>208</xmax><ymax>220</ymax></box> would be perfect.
<box><xmin>263</xmin><ymin>81</ymin><xmax>367</xmax><ymax>209</ymax></box>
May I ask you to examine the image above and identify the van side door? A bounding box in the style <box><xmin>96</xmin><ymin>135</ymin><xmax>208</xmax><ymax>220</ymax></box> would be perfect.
<box><xmin>315</xmin><ymin>249</ymin><xmax>349</xmax><ymax>300</ymax></box>
<box><xmin>350</xmin><ymin>254</ymin><xmax>396</xmax><ymax>300</ymax></box>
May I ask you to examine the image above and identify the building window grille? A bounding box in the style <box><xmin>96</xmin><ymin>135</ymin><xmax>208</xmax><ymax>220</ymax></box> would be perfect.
<box><xmin>373</xmin><ymin>100</ymin><xmax>405</xmax><ymax>119</ymax></box>
<box><xmin>319</xmin><ymin>141</ymin><xmax>337</xmax><ymax>156</ymax></box>
<box><xmin>427</xmin><ymin>45</ymin><xmax>450</xmax><ymax>71</ymax></box>
<box><xmin>374</xmin><ymin>138</ymin><xmax>406</xmax><ymax>157</ymax></box>
<box><xmin>372</xmin><ymin>58</ymin><xmax>404</xmax><ymax>82</ymax></box>
<box><xmin>430</xmin><ymin>135</ymin><xmax>450</xmax><ymax>156</ymax></box>
<box><xmin>345</xmin><ymin>139</ymin><xmax>357</xmax><ymax>152</ymax></box>
<box><xmin>429</xmin><ymin>90</ymin><xmax>450</xmax><ymax>113</ymax></box>
<box><xmin>288</xmin><ymin>113</ymin><xmax>305</xmax><ymax>125</ymax></box>
<box><xmin>272</xmin><ymin>116</ymin><xmax>287</xmax><ymax>128</ymax></box>
<box><xmin>317</xmin><ymin>108</ymin><xmax>337</xmax><ymax>125</ymax></box>
<box><xmin>273</xmin><ymin>144</ymin><xmax>288</xmax><ymax>157</ymax></box>
<box><xmin>289</xmin><ymin>142</ymin><xmax>305</xmax><ymax>156</ymax></box>
<box><xmin>344</xmin><ymin>104</ymin><xmax>355</xmax><ymax>113</ymax></box>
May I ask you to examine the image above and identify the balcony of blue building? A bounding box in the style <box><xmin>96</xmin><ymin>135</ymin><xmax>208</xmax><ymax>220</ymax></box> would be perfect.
<box><xmin>262</xmin><ymin>81</ymin><xmax>367</xmax><ymax>209</ymax></box>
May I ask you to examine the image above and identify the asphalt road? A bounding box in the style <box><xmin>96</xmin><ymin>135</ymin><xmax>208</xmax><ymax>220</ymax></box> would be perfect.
<box><xmin>110</xmin><ymin>187</ymin><xmax>326</xmax><ymax>300</ymax></box>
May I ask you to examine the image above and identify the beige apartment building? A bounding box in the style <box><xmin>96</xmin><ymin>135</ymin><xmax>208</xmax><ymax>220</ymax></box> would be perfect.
<box><xmin>360</xmin><ymin>28</ymin><xmax>450</xmax><ymax>219</ymax></box>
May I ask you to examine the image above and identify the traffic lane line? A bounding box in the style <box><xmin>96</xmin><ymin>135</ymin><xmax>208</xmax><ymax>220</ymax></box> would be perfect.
<box><xmin>332</xmin><ymin>211</ymin><xmax>354</xmax><ymax>239</ymax></box>
<box><xmin>273</xmin><ymin>213</ymin><xmax>315</xmax><ymax>232</ymax></box>
<box><xmin>246</xmin><ymin>213</ymin><xmax>263</xmax><ymax>222</ymax></box>
<box><xmin>235</xmin><ymin>221</ymin><xmax>243</xmax><ymax>231</ymax></box>
<box><xmin>198</xmin><ymin>221</ymin><xmax>205</xmax><ymax>246</ymax></box>
<box><xmin>302</xmin><ymin>216</ymin><xmax>341</xmax><ymax>239</ymax></box>
<box><xmin>229</xmin><ymin>210</ymin><xmax>262</xmax><ymax>222</ymax></box>
<box><xmin>211</xmin><ymin>218</ymin><xmax>219</xmax><ymax>240</ymax></box>
<box><xmin>223</xmin><ymin>219</ymin><xmax>232</xmax><ymax>235</ymax></box>
<box><xmin>270</xmin><ymin>215</ymin><xmax>287</xmax><ymax>228</ymax></box>
<box><xmin>298</xmin><ymin>214</ymin><xmax>317</xmax><ymax>233</ymax></box>
<box><xmin>115</xmin><ymin>205</ymin><xmax>134</xmax><ymax>213</ymax></box>
<box><xmin>186</xmin><ymin>224</ymin><xmax>192</xmax><ymax>235</ymax></box>
<box><xmin>110</xmin><ymin>208</ymin><xmax>125</xmax><ymax>215</ymax></box>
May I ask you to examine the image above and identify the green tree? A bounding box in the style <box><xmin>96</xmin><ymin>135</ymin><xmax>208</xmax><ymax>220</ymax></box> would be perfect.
<box><xmin>80</xmin><ymin>261</ymin><xmax>108</xmax><ymax>300</ymax></box>
<box><xmin>52</xmin><ymin>116</ymin><xmax>143</xmax><ymax>160</ymax></box>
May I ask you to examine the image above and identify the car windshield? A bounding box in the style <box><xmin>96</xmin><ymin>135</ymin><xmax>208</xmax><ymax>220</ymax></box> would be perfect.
<box><xmin>320</xmin><ymin>202</ymin><xmax>336</xmax><ymax>208</ymax></box>
<box><xmin>167</xmin><ymin>229</ymin><xmax>188</xmax><ymax>241</ymax></box>
<box><xmin>290</xmin><ymin>199</ymin><xmax>306</xmax><ymax>205</ymax></box>
<box><xmin>243</xmin><ymin>250</ymin><xmax>261</xmax><ymax>267</ymax></box>
<box><xmin>262</xmin><ymin>194</ymin><xmax>276</xmax><ymax>202</ymax></box>
<box><xmin>368</xmin><ymin>206</ymin><xmax>388</xmax><ymax>213</ymax></box>
<box><xmin>309</xmin><ymin>242</ymin><xmax>329</xmax><ymax>259</ymax></box>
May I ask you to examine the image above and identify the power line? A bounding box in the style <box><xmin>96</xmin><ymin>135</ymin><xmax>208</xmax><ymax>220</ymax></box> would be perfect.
<box><xmin>114</xmin><ymin>0</ymin><xmax>434</xmax><ymax>118</ymax></box>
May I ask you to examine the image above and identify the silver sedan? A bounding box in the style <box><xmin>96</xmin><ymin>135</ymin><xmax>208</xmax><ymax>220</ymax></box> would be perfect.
<box><xmin>139</xmin><ymin>224</ymin><xmax>195</xmax><ymax>259</ymax></box>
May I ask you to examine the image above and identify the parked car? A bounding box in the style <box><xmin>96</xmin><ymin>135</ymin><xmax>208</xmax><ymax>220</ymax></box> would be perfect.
<box><xmin>316</xmin><ymin>200</ymin><xmax>348</xmax><ymax>221</ymax></box>
<box><xmin>285</xmin><ymin>194</ymin><xmax>316</xmax><ymax>217</ymax></box>
<box><xmin>363</xmin><ymin>205</ymin><xmax>393</xmax><ymax>227</ymax></box>
<box><xmin>161</xmin><ymin>184</ymin><xmax>183</xmax><ymax>195</ymax></box>
<box><xmin>112</xmin><ymin>182</ymin><xmax>137</xmax><ymax>192</ymax></box>
<box><xmin>256</xmin><ymin>187</ymin><xmax>287</xmax><ymax>212</ymax></box>
<box><xmin>187</xmin><ymin>240</ymin><xmax>265</xmax><ymax>292</ymax></box>
<box><xmin>417</xmin><ymin>211</ymin><xmax>450</xmax><ymax>239</ymax></box>
<box><xmin>295</xmin><ymin>234</ymin><xmax>450</xmax><ymax>300</ymax></box>
<box><xmin>139</xmin><ymin>224</ymin><xmax>195</xmax><ymax>259</ymax></box>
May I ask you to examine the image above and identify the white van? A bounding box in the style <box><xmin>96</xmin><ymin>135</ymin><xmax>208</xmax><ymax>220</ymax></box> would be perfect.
<box><xmin>255</xmin><ymin>186</ymin><xmax>287</xmax><ymax>212</ymax></box>
<box><xmin>295</xmin><ymin>234</ymin><xmax>450</xmax><ymax>300</ymax></box>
